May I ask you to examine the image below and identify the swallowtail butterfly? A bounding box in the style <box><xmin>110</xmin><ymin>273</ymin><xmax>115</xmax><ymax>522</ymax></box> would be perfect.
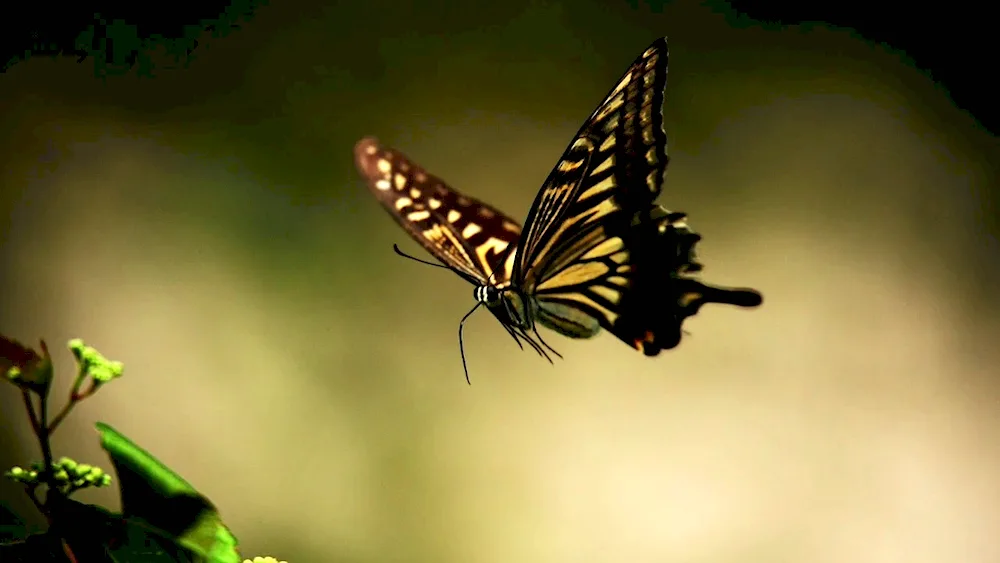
<box><xmin>354</xmin><ymin>37</ymin><xmax>762</xmax><ymax>382</ymax></box>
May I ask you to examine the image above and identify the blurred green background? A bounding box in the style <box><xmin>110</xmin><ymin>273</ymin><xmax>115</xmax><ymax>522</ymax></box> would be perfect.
<box><xmin>2</xmin><ymin>0</ymin><xmax>998</xmax><ymax>562</ymax></box>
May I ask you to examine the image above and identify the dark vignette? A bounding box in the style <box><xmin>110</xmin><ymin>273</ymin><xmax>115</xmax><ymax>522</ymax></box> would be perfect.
<box><xmin>1</xmin><ymin>0</ymin><xmax>267</xmax><ymax>78</ymax></box>
<box><xmin>1</xmin><ymin>0</ymin><xmax>994</xmax><ymax>135</ymax></box>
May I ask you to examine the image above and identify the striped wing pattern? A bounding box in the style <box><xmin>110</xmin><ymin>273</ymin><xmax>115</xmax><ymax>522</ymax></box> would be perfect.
<box><xmin>354</xmin><ymin>137</ymin><xmax>522</xmax><ymax>287</ymax></box>
<box><xmin>517</xmin><ymin>38</ymin><xmax>668</xmax><ymax>278</ymax></box>
<box><xmin>354</xmin><ymin>36</ymin><xmax>764</xmax><ymax>366</ymax></box>
<box><xmin>514</xmin><ymin>38</ymin><xmax>677</xmax><ymax>347</ymax></box>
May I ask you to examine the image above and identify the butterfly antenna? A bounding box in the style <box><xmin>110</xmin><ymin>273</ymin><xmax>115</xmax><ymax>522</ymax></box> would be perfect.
<box><xmin>458</xmin><ymin>301</ymin><xmax>483</xmax><ymax>385</ymax></box>
<box><xmin>532</xmin><ymin>327</ymin><xmax>563</xmax><ymax>361</ymax></box>
<box><xmin>393</xmin><ymin>244</ymin><xmax>452</xmax><ymax>270</ymax></box>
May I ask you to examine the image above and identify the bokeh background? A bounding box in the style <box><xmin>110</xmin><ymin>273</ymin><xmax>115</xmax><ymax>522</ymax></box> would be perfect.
<box><xmin>2</xmin><ymin>1</ymin><xmax>998</xmax><ymax>562</ymax></box>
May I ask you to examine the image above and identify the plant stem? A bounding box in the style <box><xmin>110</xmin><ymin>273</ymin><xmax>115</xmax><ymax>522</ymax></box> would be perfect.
<box><xmin>20</xmin><ymin>389</ymin><xmax>40</xmax><ymax>435</ymax></box>
<box><xmin>61</xmin><ymin>539</ymin><xmax>79</xmax><ymax>563</ymax></box>
<box><xmin>47</xmin><ymin>398</ymin><xmax>76</xmax><ymax>434</ymax></box>
<box><xmin>37</xmin><ymin>387</ymin><xmax>55</xmax><ymax>487</ymax></box>
<box><xmin>25</xmin><ymin>485</ymin><xmax>45</xmax><ymax>513</ymax></box>
<box><xmin>49</xmin><ymin>374</ymin><xmax>97</xmax><ymax>433</ymax></box>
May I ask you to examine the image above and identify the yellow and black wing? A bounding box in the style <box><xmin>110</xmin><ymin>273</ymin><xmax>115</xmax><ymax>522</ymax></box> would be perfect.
<box><xmin>515</xmin><ymin>37</ymin><xmax>762</xmax><ymax>354</ymax></box>
<box><xmin>514</xmin><ymin>37</ymin><xmax>670</xmax><ymax>336</ymax></box>
<box><xmin>354</xmin><ymin>137</ymin><xmax>521</xmax><ymax>287</ymax></box>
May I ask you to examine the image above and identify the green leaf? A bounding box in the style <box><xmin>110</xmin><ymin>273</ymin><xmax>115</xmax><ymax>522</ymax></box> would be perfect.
<box><xmin>0</xmin><ymin>501</ymin><xmax>28</xmax><ymax>542</ymax></box>
<box><xmin>0</xmin><ymin>529</ymin><xmax>68</xmax><ymax>563</ymax></box>
<box><xmin>50</xmin><ymin>498</ymin><xmax>193</xmax><ymax>563</ymax></box>
<box><xmin>95</xmin><ymin>423</ymin><xmax>240</xmax><ymax>563</ymax></box>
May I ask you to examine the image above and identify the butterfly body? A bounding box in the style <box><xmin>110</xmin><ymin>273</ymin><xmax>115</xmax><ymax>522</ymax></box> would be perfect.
<box><xmin>473</xmin><ymin>283</ymin><xmax>528</xmax><ymax>331</ymax></box>
<box><xmin>354</xmin><ymin>37</ymin><xmax>762</xmax><ymax>378</ymax></box>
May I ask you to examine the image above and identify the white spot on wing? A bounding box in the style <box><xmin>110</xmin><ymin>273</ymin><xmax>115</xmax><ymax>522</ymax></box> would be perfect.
<box><xmin>462</xmin><ymin>223</ymin><xmax>482</xmax><ymax>238</ymax></box>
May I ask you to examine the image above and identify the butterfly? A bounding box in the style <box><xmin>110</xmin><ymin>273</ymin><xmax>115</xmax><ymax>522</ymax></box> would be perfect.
<box><xmin>354</xmin><ymin>37</ymin><xmax>762</xmax><ymax>383</ymax></box>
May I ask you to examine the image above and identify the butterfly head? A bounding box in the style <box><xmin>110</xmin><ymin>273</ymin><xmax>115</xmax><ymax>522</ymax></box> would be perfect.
<box><xmin>473</xmin><ymin>284</ymin><xmax>503</xmax><ymax>307</ymax></box>
<box><xmin>474</xmin><ymin>283</ymin><xmax>533</xmax><ymax>332</ymax></box>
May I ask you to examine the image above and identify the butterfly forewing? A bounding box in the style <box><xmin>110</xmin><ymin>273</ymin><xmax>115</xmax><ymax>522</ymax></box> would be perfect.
<box><xmin>354</xmin><ymin>137</ymin><xmax>522</xmax><ymax>286</ymax></box>
<box><xmin>514</xmin><ymin>38</ymin><xmax>672</xmax><ymax>341</ymax></box>
<box><xmin>516</xmin><ymin>38</ymin><xmax>669</xmax><ymax>280</ymax></box>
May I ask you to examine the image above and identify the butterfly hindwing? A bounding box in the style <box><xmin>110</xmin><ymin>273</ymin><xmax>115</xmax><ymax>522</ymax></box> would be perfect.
<box><xmin>354</xmin><ymin>137</ymin><xmax>522</xmax><ymax>286</ymax></box>
<box><xmin>514</xmin><ymin>38</ymin><xmax>674</xmax><ymax>341</ymax></box>
<box><xmin>610</xmin><ymin>207</ymin><xmax>763</xmax><ymax>355</ymax></box>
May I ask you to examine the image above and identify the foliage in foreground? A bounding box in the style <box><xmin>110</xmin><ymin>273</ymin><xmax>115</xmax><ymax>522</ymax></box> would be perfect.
<box><xmin>0</xmin><ymin>334</ymin><xmax>284</xmax><ymax>563</ymax></box>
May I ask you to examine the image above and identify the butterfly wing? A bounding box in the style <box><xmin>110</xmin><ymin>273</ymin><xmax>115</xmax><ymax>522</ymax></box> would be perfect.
<box><xmin>355</xmin><ymin>137</ymin><xmax>523</xmax><ymax>286</ymax></box>
<box><xmin>514</xmin><ymin>37</ymin><xmax>762</xmax><ymax>353</ymax></box>
<box><xmin>513</xmin><ymin>37</ymin><xmax>670</xmax><ymax>334</ymax></box>
<box><xmin>516</xmin><ymin>38</ymin><xmax>669</xmax><ymax>282</ymax></box>
<box><xmin>614</xmin><ymin>206</ymin><xmax>763</xmax><ymax>355</ymax></box>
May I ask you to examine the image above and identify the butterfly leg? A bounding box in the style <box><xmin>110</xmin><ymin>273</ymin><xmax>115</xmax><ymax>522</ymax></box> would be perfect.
<box><xmin>514</xmin><ymin>326</ymin><xmax>553</xmax><ymax>362</ymax></box>
<box><xmin>500</xmin><ymin>322</ymin><xmax>526</xmax><ymax>351</ymax></box>
<box><xmin>532</xmin><ymin>327</ymin><xmax>563</xmax><ymax>362</ymax></box>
